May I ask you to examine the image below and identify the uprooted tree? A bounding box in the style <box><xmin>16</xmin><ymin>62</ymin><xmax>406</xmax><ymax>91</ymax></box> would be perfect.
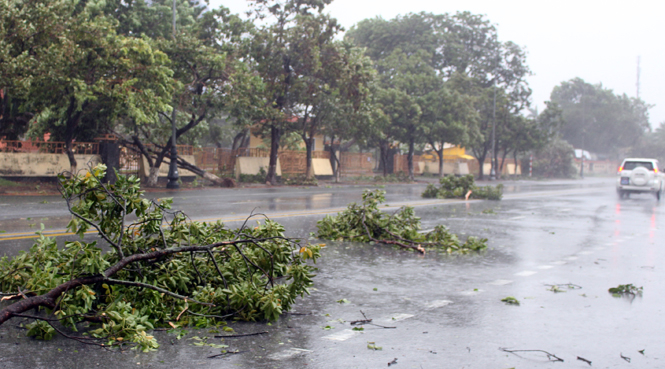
<box><xmin>0</xmin><ymin>165</ymin><xmax>322</xmax><ymax>351</ymax></box>
<box><xmin>315</xmin><ymin>189</ymin><xmax>487</xmax><ymax>254</ymax></box>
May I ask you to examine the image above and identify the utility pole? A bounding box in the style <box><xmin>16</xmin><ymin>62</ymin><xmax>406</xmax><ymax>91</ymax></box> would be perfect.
<box><xmin>580</xmin><ymin>99</ymin><xmax>585</xmax><ymax>179</ymax></box>
<box><xmin>489</xmin><ymin>77</ymin><xmax>497</xmax><ymax>181</ymax></box>
<box><xmin>166</xmin><ymin>0</ymin><xmax>180</xmax><ymax>189</ymax></box>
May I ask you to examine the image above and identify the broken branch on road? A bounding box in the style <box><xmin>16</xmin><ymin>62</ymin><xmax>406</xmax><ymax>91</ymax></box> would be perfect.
<box><xmin>316</xmin><ymin>190</ymin><xmax>488</xmax><ymax>254</ymax></box>
<box><xmin>0</xmin><ymin>165</ymin><xmax>322</xmax><ymax>352</ymax></box>
<box><xmin>577</xmin><ymin>356</ymin><xmax>592</xmax><ymax>365</ymax></box>
<box><xmin>499</xmin><ymin>348</ymin><xmax>564</xmax><ymax>362</ymax></box>
<box><xmin>214</xmin><ymin>331</ymin><xmax>269</xmax><ymax>338</ymax></box>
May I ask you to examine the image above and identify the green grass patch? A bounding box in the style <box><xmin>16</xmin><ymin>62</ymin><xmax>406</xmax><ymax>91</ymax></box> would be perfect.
<box><xmin>0</xmin><ymin>178</ymin><xmax>21</xmax><ymax>187</ymax></box>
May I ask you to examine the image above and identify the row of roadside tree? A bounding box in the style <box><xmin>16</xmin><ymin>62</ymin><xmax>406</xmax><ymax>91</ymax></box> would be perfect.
<box><xmin>1</xmin><ymin>0</ymin><xmax>657</xmax><ymax>185</ymax></box>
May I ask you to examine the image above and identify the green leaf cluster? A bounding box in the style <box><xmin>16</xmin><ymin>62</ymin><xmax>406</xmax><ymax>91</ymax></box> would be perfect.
<box><xmin>501</xmin><ymin>296</ymin><xmax>520</xmax><ymax>305</ymax></box>
<box><xmin>0</xmin><ymin>165</ymin><xmax>322</xmax><ymax>351</ymax></box>
<box><xmin>315</xmin><ymin>189</ymin><xmax>487</xmax><ymax>253</ymax></box>
<box><xmin>608</xmin><ymin>284</ymin><xmax>643</xmax><ymax>297</ymax></box>
<box><xmin>422</xmin><ymin>175</ymin><xmax>503</xmax><ymax>200</ymax></box>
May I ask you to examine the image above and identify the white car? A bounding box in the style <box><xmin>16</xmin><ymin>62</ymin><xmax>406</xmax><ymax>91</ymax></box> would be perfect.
<box><xmin>616</xmin><ymin>158</ymin><xmax>663</xmax><ymax>200</ymax></box>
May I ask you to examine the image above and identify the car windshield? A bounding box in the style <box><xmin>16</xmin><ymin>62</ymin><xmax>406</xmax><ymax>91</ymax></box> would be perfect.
<box><xmin>624</xmin><ymin>161</ymin><xmax>654</xmax><ymax>170</ymax></box>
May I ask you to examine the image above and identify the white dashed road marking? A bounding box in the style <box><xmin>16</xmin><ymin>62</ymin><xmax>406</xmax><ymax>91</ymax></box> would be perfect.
<box><xmin>489</xmin><ymin>279</ymin><xmax>513</xmax><ymax>286</ymax></box>
<box><xmin>268</xmin><ymin>348</ymin><xmax>312</xmax><ymax>360</ymax></box>
<box><xmin>459</xmin><ymin>289</ymin><xmax>483</xmax><ymax>296</ymax></box>
<box><xmin>514</xmin><ymin>271</ymin><xmax>537</xmax><ymax>277</ymax></box>
<box><xmin>537</xmin><ymin>265</ymin><xmax>554</xmax><ymax>270</ymax></box>
<box><xmin>425</xmin><ymin>300</ymin><xmax>453</xmax><ymax>308</ymax></box>
<box><xmin>322</xmin><ymin>330</ymin><xmax>359</xmax><ymax>342</ymax></box>
<box><xmin>382</xmin><ymin>313</ymin><xmax>414</xmax><ymax>322</ymax></box>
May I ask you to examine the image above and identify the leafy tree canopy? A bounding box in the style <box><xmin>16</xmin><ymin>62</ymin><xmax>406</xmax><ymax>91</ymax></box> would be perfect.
<box><xmin>551</xmin><ymin>77</ymin><xmax>651</xmax><ymax>157</ymax></box>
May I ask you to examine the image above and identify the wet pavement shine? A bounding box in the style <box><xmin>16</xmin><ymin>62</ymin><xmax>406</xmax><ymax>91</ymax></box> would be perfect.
<box><xmin>1</xmin><ymin>177</ymin><xmax>664</xmax><ymax>368</ymax></box>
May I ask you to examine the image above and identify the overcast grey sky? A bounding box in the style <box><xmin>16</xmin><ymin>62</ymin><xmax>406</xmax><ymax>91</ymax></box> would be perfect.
<box><xmin>209</xmin><ymin>0</ymin><xmax>665</xmax><ymax>127</ymax></box>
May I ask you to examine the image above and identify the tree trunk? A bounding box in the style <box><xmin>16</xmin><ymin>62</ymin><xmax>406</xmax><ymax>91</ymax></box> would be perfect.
<box><xmin>173</xmin><ymin>156</ymin><xmax>236</xmax><ymax>187</ymax></box>
<box><xmin>304</xmin><ymin>136</ymin><xmax>314</xmax><ymax>180</ymax></box>
<box><xmin>334</xmin><ymin>152</ymin><xmax>341</xmax><ymax>182</ymax></box>
<box><xmin>231</xmin><ymin>130</ymin><xmax>247</xmax><ymax>151</ymax></box>
<box><xmin>145</xmin><ymin>150</ymin><xmax>167</xmax><ymax>187</ymax></box>
<box><xmin>379</xmin><ymin>141</ymin><xmax>389</xmax><ymax>177</ymax></box>
<box><xmin>430</xmin><ymin>141</ymin><xmax>444</xmax><ymax>178</ymax></box>
<box><xmin>513</xmin><ymin>150</ymin><xmax>518</xmax><ymax>178</ymax></box>
<box><xmin>329</xmin><ymin>135</ymin><xmax>337</xmax><ymax>179</ymax></box>
<box><xmin>62</xmin><ymin>97</ymin><xmax>81</xmax><ymax>176</ymax></box>
<box><xmin>147</xmin><ymin>167</ymin><xmax>160</xmax><ymax>187</ymax></box>
<box><xmin>499</xmin><ymin>149</ymin><xmax>509</xmax><ymax>180</ymax></box>
<box><xmin>407</xmin><ymin>139</ymin><xmax>415</xmax><ymax>181</ymax></box>
<box><xmin>64</xmin><ymin>140</ymin><xmax>77</xmax><ymax>176</ymax></box>
<box><xmin>476</xmin><ymin>152</ymin><xmax>487</xmax><ymax>180</ymax></box>
<box><xmin>266</xmin><ymin>125</ymin><xmax>280</xmax><ymax>185</ymax></box>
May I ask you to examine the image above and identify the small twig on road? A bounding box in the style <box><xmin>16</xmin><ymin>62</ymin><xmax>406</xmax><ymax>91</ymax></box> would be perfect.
<box><xmin>207</xmin><ymin>350</ymin><xmax>244</xmax><ymax>359</ymax></box>
<box><xmin>350</xmin><ymin>310</ymin><xmax>372</xmax><ymax>325</ymax></box>
<box><xmin>214</xmin><ymin>331</ymin><xmax>269</xmax><ymax>339</ymax></box>
<box><xmin>620</xmin><ymin>353</ymin><xmax>631</xmax><ymax>363</ymax></box>
<box><xmin>367</xmin><ymin>323</ymin><xmax>396</xmax><ymax>329</ymax></box>
<box><xmin>388</xmin><ymin>357</ymin><xmax>398</xmax><ymax>366</ymax></box>
<box><xmin>544</xmin><ymin>283</ymin><xmax>582</xmax><ymax>290</ymax></box>
<box><xmin>499</xmin><ymin>348</ymin><xmax>564</xmax><ymax>362</ymax></box>
<box><xmin>577</xmin><ymin>356</ymin><xmax>592</xmax><ymax>365</ymax></box>
<box><xmin>350</xmin><ymin>310</ymin><xmax>395</xmax><ymax>328</ymax></box>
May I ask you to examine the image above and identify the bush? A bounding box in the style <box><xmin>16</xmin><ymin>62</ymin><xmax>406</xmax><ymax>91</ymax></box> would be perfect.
<box><xmin>373</xmin><ymin>172</ymin><xmax>411</xmax><ymax>183</ymax></box>
<box><xmin>282</xmin><ymin>174</ymin><xmax>318</xmax><ymax>186</ymax></box>
<box><xmin>238</xmin><ymin>166</ymin><xmax>267</xmax><ymax>183</ymax></box>
<box><xmin>315</xmin><ymin>189</ymin><xmax>487</xmax><ymax>253</ymax></box>
<box><xmin>422</xmin><ymin>174</ymin><xmax>503</xmax><ymax>200</ymax></box>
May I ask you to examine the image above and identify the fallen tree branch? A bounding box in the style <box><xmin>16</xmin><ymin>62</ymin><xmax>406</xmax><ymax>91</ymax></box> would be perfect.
<box><xmin>207</xmin><ymin>350</ymin><xmax>245</xmax><ymax>359</ymax></box>
<box><xmin>499</xmin><ymin>348</ymin><xmax>564</xmax><ymax>362</ymax></box>
<box><xmin>214</xmin><ymin>331</ymin><xmax>269</xmax><ymax>338</ymax></box>
<box><xmin>349</xmin><ymin>311</ymin><xmax>395</xmax><ymax>329</ymax></box>
<box><xmin>0</xmin><ymin>164</ymin><xmax>322</xmax><ymax>350</ymax></box>
<box><xmin>577</xmin><ymin>356</ymin><xmax>592</xmax><ymax>365</ymax></box>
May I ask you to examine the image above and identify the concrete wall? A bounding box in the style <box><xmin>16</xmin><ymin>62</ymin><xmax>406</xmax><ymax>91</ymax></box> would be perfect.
<box><xmin>421</xmin><ymin>161</ymin><xmax>469</xmax><ymax>176</ymax></box>
<box><xmin>312</xmin><ymin>158</ymin><xmax>333</xmax><ymax>176</ymax></box>
<box><xmin>140</xmin><ymin>155</ymin><xmax>197</xmax><ymax>178</ymax></box>
<box><xmin>235</xmin><ymin>157</ymin><xmax>282</xmax><ymax>179</ymax></box>
<box><xmin>0</xmin><ymin>152</ymin><xmax>101</xmax><ymax>177</ymax></box>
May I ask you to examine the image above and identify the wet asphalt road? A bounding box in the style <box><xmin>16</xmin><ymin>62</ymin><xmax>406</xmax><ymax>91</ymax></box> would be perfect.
<box><xmin>1</xmin><ymin>177</ymin><xmax>664</xmax><ymax>368</ymax></box>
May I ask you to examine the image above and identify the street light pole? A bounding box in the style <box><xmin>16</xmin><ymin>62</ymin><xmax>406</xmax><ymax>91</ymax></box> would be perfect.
<box><xmin>166</xmin><ymin>0</ymin><xmax>180</xmax><ymax>189</ymax></box>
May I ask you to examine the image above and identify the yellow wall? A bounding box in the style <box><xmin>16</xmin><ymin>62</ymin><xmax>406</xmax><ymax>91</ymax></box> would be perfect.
<box><xmin>312</xmin><ymin>158</ymin><xmax>333</xmax><ymax>176</ymax></box>
<box><xmin>0</xmin><ymin>153</ymin><xmax>101</xmax><ymax>177</ymax></box>
<box><xmin>235</xmin><ymin>157</ymin><xmax>282</xmax><ymax>179</ymax></box>
<box><xmin>140</xmin><ymin>155</ymin><xmax>197</xmax><ymax>178</ymax></box>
